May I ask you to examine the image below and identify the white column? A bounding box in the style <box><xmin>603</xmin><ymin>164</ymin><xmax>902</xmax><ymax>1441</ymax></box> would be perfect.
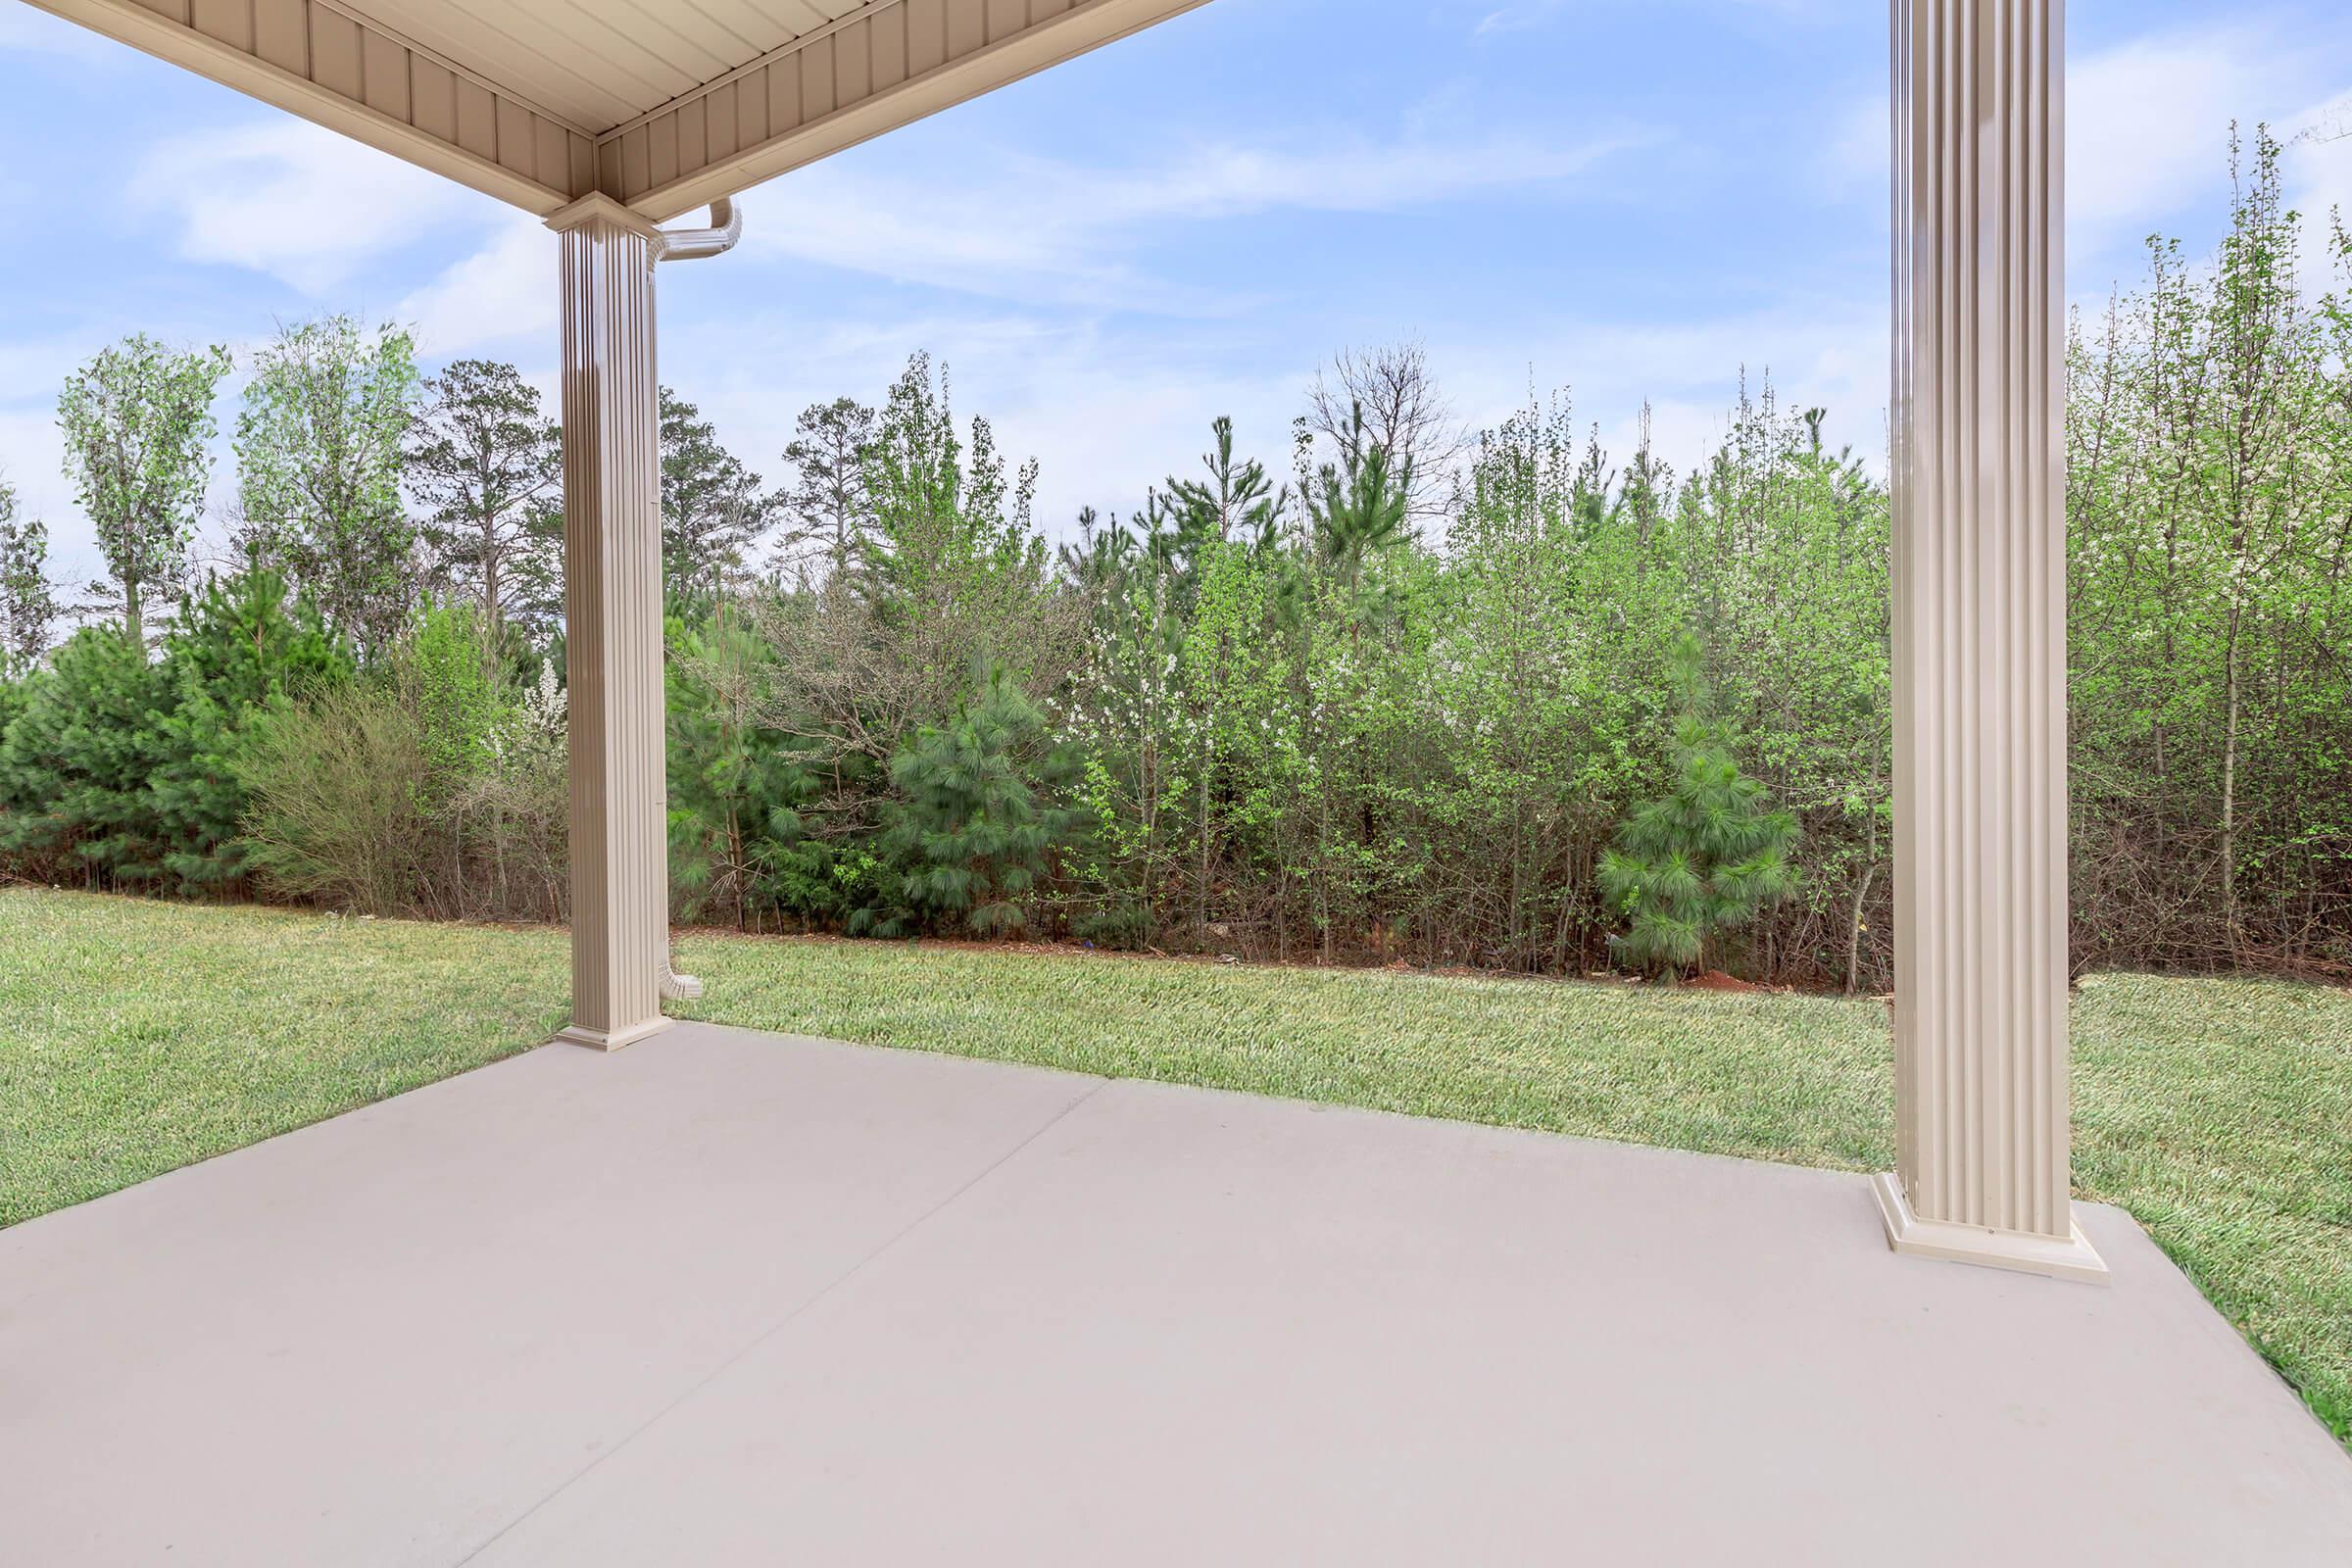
<box><xmin>1876</xmin><ymin>0</ymin><xmax>2104</xmax><ymax>1280</ymax></box>
<box><xmin>546</xmin><ymin>194</ymin><xmax>672</xmax><ymax>1052</ymax></box>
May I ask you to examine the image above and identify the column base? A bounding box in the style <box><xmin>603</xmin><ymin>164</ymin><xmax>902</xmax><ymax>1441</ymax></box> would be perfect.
<box><xmin>555</xmin><ymin>1015</ymin><xmax>676</xmax><ymax>1054</ymax></box>
<box><xmin>1871</xmin><ymin>1173</ymin><xmax>2108</xmax><ymax>1285</ymax></box>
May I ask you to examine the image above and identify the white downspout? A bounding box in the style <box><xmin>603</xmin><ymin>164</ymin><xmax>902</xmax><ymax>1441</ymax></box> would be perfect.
<box><xmin>654</xmin><ymin>197</ymin><xmax>743</xmax><ymax>264</ymax></box>
<box><xmin>649</xmin><ymin>196</ymin><xmax>742</xmax><ymax>1006</ymax></box>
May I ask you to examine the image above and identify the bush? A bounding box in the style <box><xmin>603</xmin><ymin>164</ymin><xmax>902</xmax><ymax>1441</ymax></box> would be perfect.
<box><xmin>0</xmin><ymin>626</ymin><xmax>169</xmax><ymax>886</ymax></box>
<box><xmin>1598</xmin><ymin>635</ymin><xmax>1797</xmax><ymax>976</ymax></box>
<box><xmin>855</xmin><ymin>662</ymin><xmax>1073</xmax><ymax>938</ymax></box>
<box><xmin>237</xmin><ymin>679</ymin><xmax>428</xmax><ymax>914</ymax></box>
<box><xmin>666</xmin><ymin>612</ymin><xmax>830</xmax><ymax>931</ymax></box>
<box><xmin>149</xmin><ymin>563</ymin><xmax>349</xmax><ymax>894</ymax></box>
<box><xmin>235</xmin><ymin>606</ymin><xmax>571</xmax><ymax>922</ymax></box>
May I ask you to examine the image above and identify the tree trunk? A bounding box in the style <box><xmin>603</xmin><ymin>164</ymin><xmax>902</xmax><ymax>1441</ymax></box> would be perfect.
<box><xmin>2221</xmin><ymin>598</ymin><xmax>2244</xmax><ymax>960</ymax></box>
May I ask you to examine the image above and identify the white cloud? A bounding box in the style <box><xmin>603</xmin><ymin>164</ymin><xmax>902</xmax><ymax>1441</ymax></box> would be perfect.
<box><xmin>2066</xmin><ymin>24</ymin><xmax>2269</xmax><ymax>257</ymax></box>
<box><xmin>742</xmin><ymin>125</ymin><xmax>1645</xmax><ymax>311</ymax></box>
<box><xmin>1473</xmin><ymin>2</ymin><xmax>1567</xmax><ymax>36</ymax></box>
<box><xmin>396</xmin><ymin>218</ymin><xmax>557</xmax><ymax>359</ymax></box>
<box><xmin>0</xmin><ymin>410</ymin><xmax>78</xmax><ymax>571</ymax></box>
<box><xmin>2283</xmin><ymin>92</ymin><xmax>2352</xmax><ymax>300</ymax></box>
<box><xmin>129</xmin><ymin>120</ymin><xmax>483</xmax><ymax>294</ymax></box>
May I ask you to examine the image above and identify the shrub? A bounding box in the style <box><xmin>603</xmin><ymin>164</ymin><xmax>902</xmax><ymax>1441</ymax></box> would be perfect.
<box><xmin>236</xmin><ymin>678</ymin><xmax>427</xmax><ymax>914</ymax></box>
<box><xmin>149</xmin><ymin>562</ymin><xmax>349</xmax><ymax>895</ymax></box>
<box><xmin>1598</xmin><ymin>634</ymin><xmax>1798</xmax><ymax>976</ymax></box>
<box><xmin>856</xmin><ymin>662</ymin><xmax>1073</xmax><ymax>938</ymax></box>
<box><xmin>0</xmin><ymin>626</ymin><xmax>169</xmax><ymax>886</ymax></box>
<box><xmin>666</xmin><ymin>612</ymin><xmax>833</xmax><ymax>930</ymax></box>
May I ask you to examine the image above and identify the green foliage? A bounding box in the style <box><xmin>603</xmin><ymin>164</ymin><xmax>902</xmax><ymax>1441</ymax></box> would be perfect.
<box><xmin>234</xmin><ymin>317</ymin><xmax>421</xmax><ymax>661</ymax></box>
<box><xmin>232</xmin><ymin>603</ymin><xmax>564</xmax><ymax>920</ymax></box>
<box><xmin>56</xmin><ymin>333</ymin><xmax>232</xmax><ymax>642</ymax></box>
<box><xmin>1307</xmin><ymin>403</ymin><xmax>1413</xmax><ymax>586</ymax></box>
<box><xmin>858</xmin><ymin>663</ymin><xmax>1073</xmax><ymax>938</ymax></box>
<box><xmin>1158</xmin><ymin>415</ymin><xmax>1286</xmax><ymax>586</ymax></box>
<box><xmin>236</xmin><ymin>675</ymin><xmax>428</xmax><ymax>914</ymax></box>
<box><xmin>860</xmin><ymin>353</ymin><xmax>1054</xmax><ymax>655</ymax></box>
<box><xmin>0</xmin><ymin>626</ymin><xmax>169</xmax><ymax>883</ymax></box>
<box><xmin>7</xmin><ymin>124</ymin><xmax>2350</xmax><ymax>983</ymax></box>
<box><xmin>665</xmin><ymin>612</ymin><xmax>833</xmax><ymax>929</ymax></box>
<box><xmin>0</xmin><ymin>476</ymin><xmax>58</xmax><ymax>670</ymax></box>
<box><xmin>1598</xmin><ymin>635</ymin><xmax>1798</xmax><ymax>975</ymax></box>
<box><xmin>148</xmin><ymin>562</ymin><xmax>349</xmax><ymax>894</ymax></box>
<box><xmin>661</xmin><ymin>386</ymin><xmax>777</xmax><ymax>606</ymax></box>
<box><xmin>406</xmin><ymin>359</ymin><xmax>563</xmax><ymax>635</ymax></box>
<box><xmin>2067</xmin><ymin>125</ymin><xmax>2352</xmax><ymax>969</ymax></box>
<box><xmin>403</xmin><ymin>601</ymin><xmax>510</xmax><ymax>787</ymax></box>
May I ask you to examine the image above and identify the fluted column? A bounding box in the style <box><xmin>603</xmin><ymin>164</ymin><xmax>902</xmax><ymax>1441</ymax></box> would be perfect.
<box><xmin>547</xmin><ymin>194</ymin><xmax>671</xmax><ymax>1052</ymax></box>
<box><xmin>1876</xmin><ymin>0</ymin><xmax>2104</xmax><ymax>1280</ymax></box>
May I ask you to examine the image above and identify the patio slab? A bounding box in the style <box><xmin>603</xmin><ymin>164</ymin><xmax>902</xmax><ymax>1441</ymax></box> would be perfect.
<box><xmin>4</xmin><ymin>1022</ymin><xmax>2348</xmax><ymax>1565</ymax></box>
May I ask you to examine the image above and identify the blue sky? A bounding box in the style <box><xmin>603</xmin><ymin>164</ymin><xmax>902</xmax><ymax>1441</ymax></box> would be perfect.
<box><xmin>5</xmin><ymin>0</ymin><xmax>2351</xmax><ymax>590</ymax></box>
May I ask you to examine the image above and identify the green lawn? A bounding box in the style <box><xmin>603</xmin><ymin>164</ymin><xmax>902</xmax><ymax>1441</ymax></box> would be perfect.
<box><xmin>4</xmin><ymin>887</ymin><xmax>2347</xmax><ymax>1445</ymax></box>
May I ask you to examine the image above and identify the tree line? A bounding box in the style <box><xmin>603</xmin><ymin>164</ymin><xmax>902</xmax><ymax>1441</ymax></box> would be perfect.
<box><xmin>0</xmin><ymin>128</ymin><xmax>2344</xmax><ymax>988</ymax></box>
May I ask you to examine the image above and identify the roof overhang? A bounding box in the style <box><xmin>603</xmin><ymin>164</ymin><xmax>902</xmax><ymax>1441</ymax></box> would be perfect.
<box><xmin>25</xmin><ymin>0</ymin><xmax>1208</xmax><ymax>220</ymax></box>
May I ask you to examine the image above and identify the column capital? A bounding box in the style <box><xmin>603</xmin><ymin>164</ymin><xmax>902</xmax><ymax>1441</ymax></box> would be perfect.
<box><xmin>544</xmin><ymin>191</ymin><xmax>663</xmax><ymax>241</ymax></box>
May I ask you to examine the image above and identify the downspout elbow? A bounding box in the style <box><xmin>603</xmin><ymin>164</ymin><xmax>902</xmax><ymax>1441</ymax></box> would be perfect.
<box><xmin>654</xmin><ymin>197</ymin><xmax>743</xmax><ymax>264</ymax></box>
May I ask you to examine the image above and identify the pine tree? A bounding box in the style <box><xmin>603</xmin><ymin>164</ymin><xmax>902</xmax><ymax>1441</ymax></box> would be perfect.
<box><xmin>0</xmin><ymin>625</ymin><xmax>170</xmax><ymax>885</ymax></box>
<box><xmin>860</xmin><ymin>662</ymin><xmax>1073</xmax><ymax>938</ymax></box>
<box><xmin>1308</xmin><ymin>403</ymin><xmax>1412</xmax><ymax>588</ymax></box>
<box><xmin>148</xmin><ymin>560</ymin><xmax>349</xmax><ymax>893</ymax></box>
<box><xmin>660</xmin><ymin>386</ymin><xmax>778</xmax><ymax>605</ymax></box>
<box><xmin>406</xmin><ymin>359</ymin><xmax>563</xmax><ymax>635</ymax></box>
<box><xmin>777</xmin><ymin>395</ymin><xmax>877</xmax><ymax>578</ymax></box>
<box><xmin>1164</xmin><ymin>416</ymin><xmax>1286</xmax><ymax>569</ymax></box>
<box><xmin>1598</xmin><ymin>633</ymin><xmax>1797</xmax><ymax>977</ymax></box>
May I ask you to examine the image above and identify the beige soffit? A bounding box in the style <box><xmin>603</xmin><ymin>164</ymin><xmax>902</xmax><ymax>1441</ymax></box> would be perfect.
<box><xmin>25</xmin><ymin>0</ymin><xmax>1209</xmax><ymax>220</ymax></box>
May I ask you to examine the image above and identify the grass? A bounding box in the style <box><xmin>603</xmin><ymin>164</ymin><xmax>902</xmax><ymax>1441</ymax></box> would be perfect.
<box><xmin>3</xmin><ymin>887</ymin><xmax>2346</xmax><ymax>1445</ymax></box>
<box><xmin>0</xmin><ymin>890</ymin><xmax>568</xmax><ymax>1227</ymax></box>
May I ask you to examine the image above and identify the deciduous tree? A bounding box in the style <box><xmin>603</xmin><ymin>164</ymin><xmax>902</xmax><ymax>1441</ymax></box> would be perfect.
<box><xmin>234</xmin><ymin>317</ymin><xmax>420</xmax><ymax>661</ymax></box>
<box><xmin>56</xmin><ymin>333</ymin><xmax>231</xmax><ymax>644</ymax></box>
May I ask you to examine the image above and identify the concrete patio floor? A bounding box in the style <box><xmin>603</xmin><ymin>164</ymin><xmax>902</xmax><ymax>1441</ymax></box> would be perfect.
<box><xmin>5</xmin><ymin>1022</ymin><xmax>2349</xmax><ymax>1565</ymax></box>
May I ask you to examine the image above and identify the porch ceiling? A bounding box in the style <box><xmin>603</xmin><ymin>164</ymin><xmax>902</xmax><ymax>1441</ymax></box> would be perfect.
<box><xmin>25</xmin><ymin>0</ymin><xmax>1206</xmax><ymax>220</ymax></box>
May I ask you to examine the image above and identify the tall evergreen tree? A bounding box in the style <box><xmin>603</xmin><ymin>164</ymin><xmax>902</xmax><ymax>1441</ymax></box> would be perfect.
<box><xmin>778</xmin><ymin>395</ymin><xmax>877</xmax><ymax>578</ymax></box>
<box><xmin>406</xmin><ymin>359</ymin><xmax>563</xmax><ymax>634</ymax></box>
<box><xmin>660</xmin><ymin>386</ymin><xmax>777</xmax><ymax>604</ymax></box>
<box><xmin>860</xmin><ymin>662</ymin><xmax>1073</xmax><ymax>938</ymax></box>
<box><xmin>0</xmin><ymin>625</ymin><xmax>169</xmax><ymax>884</ymax></box>
<box><xmin>1157</xmin><ymin>416</ymin><xmax>1286</xmax><ymax>605</ymax></box>
<box><xmin>1308</xmin><ymin>403</ymin><xmax>1413</xmax><ymax>588</ymax></box>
